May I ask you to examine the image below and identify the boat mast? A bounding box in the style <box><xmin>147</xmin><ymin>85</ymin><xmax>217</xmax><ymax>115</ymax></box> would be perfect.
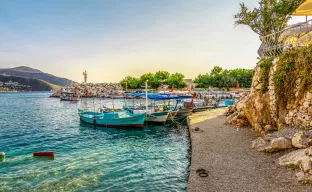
<box><xmin>145</xmin><ymin>80</ymin><xmax>148</xmax><ymax>112</ymax></box>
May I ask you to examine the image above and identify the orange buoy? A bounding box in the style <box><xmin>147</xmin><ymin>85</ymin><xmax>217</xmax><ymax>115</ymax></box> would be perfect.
<box><xmin>33</xmin><ymin>152</ymin><xmax>54</xmax><ymax>157</ymax></box>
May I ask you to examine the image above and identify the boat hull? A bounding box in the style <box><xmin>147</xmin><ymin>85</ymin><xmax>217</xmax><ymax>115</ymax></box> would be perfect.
<box><xmin>79</xmin><ymin>112</ymin><xmax>145</xmax><ymax>127</ymax></box>
<box><xmin>145</xmin><ymin>111</ymin><xmax>169</xmax><ymax>123</ymax></box>
<box><xmin>176</xmin><ymin>108</ymin><xmax>193</xmax><ymax>117</ymax></box>
<box><xmin>60</xmin><ymin>97</ymin><xmax>80</xmax><ymax>101</ymax></box>
<box><xmin>192</xmin><ymin>106</ymin><xmax>213</xmax><ymax>113</ymax></box>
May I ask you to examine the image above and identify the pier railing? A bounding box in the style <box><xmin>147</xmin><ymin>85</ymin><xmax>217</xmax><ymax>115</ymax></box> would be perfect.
<box><xmin>258</xmin><ymin>19</ymin><xmax>312</xmax><ymax>59</ymax></box>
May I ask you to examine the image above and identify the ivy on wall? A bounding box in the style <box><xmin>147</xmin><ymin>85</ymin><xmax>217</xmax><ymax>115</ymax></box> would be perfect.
<box><xmin>274</xmin><ymin>46</ymin><xmax>312</xmax><ymax>106</ymax></box>
<box><xmin>259</xmin><ymin>58</ymin><xmax>274</xmax><ymax>94</ymax></box>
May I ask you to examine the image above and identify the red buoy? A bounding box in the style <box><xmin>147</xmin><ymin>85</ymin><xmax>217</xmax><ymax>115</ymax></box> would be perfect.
<box><xmin>33</xmin><ymin>152</ymin><xmax>54</xmax><ymax>157</ymax></box>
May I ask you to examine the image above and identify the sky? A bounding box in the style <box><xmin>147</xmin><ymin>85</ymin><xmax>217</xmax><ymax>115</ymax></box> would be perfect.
<box><xmin>0</xmin><ymin>0</ymin><xmax>308</xmax><ymax>83</ymax></box>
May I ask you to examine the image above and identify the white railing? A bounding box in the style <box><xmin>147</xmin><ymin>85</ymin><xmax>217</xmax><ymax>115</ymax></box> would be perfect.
<box><xmin>258</xmin><ymin>19</ymin><xmax>312</xmax><ymax>59</ymax></box>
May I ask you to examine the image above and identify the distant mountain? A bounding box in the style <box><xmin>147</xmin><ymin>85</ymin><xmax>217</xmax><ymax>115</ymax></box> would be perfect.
<box><xmin>0</xmin><ymin>75</ymin><xmax>60</xmax><ymax>91</ymax></box>
<box><xmin>0</xmin><ymin>66</ymin><xmax>76</xmax><ymax>86</ymax></box>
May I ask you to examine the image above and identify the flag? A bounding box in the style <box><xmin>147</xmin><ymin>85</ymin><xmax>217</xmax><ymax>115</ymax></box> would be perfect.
<box><xmin>170</xmin><ymin>85</ymin><xmax>174</xmax><ymax>92</ymax></box>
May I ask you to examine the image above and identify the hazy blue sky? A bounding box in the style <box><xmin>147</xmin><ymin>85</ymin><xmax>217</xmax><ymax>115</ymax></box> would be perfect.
<box><xmin>0</xmin><ymin>0</ymin><xmax>307</xmax><ymax>82</ymax></box>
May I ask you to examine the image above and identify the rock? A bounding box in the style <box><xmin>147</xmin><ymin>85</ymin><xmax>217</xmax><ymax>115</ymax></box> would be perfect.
<box><xmin>301</xmin><ymin>158</ymin><xmax>312</xmax><ymax>172</ymax></box>
<box><xmin>295</xmin><ymin>117</ymin><xmax>305</xmax><ymax>127</ymax></box>
<box><xmin>265</xmin><ymin>137</ymin><xmax>292</xmax><ymax>152</ymax></box>
<box><xmin>292</xmin><ymin>131</ymin><xmax>310</xmax><ymax>149</ymax></box>
<box><xmin>303</xmin><ymin>101</ymin><xmax>310</xmax><ymax>108</ymax></box>
<box><xmin>252</xmin><ymin>137</ymin><xmax>267</xmax><ymax>151</ymax></box>
<box><xmin>296</xmin><ymin>171</ymin><xmax>312</xmax><ymax>184</ymax></box>
<box><xmin>308</xmin><ymin>107</ymin><xmax>312</xmax><ymax>116</ymax></box>
<box><xmin>305</xmin><ymin>92</ymin><xmax>312</xmax><ymax>100</ymax></box>
<box><xmin>289</xmin><ymin>110</ymin><xmax>295</xmax><ymax>117</ymax></box>
<box><xmin>305</xmin><ymin>148</ymin><xmax>312</xmax><ymax>156</ymax></box>
<box><xmin>254</xmin><ymin>123</ymin><xmax>263</xmax><ymax>133</ymax></box>
<box><xmin>236</xmin><ymin>119</ymin><xmax>249</xmax><ymax>127</ymax></box>
<box><xmin>255</xmin><ymin>83</ymin><xmax>263</xmax><ymax>90</ymax></box>
<box><xmin>279</xmin><ymin>147</ymin><xmax>312</xmax><ymax>172</ymax></box>
<box><xmin>264</xmin><ymin>124</ymin><xmax>273</xmax><ymax>131</ymax></box>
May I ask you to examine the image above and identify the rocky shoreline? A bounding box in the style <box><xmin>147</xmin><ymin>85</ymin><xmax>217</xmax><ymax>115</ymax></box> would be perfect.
<box><xmin>187</xmin><ymin>109</ymin><xmax>312</xmax><ymax>191</ymax></box>
<box><xmin>50</xmin><ymin>82</ymin><xmax>123</xmax><ymax>98</ymax></box>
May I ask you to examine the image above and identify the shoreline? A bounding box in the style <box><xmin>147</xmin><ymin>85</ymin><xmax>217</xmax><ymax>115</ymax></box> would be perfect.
<box><xmin>187</xmin><ymin>109</ymin><xmax>312</xmax><ymax>192</ymax></box>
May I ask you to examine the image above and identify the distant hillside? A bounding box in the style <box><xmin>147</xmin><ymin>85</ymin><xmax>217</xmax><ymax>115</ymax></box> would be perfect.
<box><xmin>0</xmin><ymin>75</ymin><xmax>60</xmax><ymax>91</ymax></box>
<box><xmin>0</xmin><ymin>66</ymin><xmax>75</xmax><ymax>86</ymax></box>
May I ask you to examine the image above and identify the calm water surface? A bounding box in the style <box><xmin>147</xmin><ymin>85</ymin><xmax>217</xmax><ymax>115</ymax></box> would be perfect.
<box><xmin>0</xmin><ymin>92</ymin><xmax>190</xmax><ymax>192</ymax></box>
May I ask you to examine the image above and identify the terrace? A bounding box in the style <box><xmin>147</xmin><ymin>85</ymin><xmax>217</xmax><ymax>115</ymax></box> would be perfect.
<box><xmin>258</xmin><ymin>0</ymin><xmax>312</xmax><ymax>59</ymax></box>
<box><xmin>258</xmin><ymin>19</ymin><xmax>312</xmax><ymax>59</ymax></box>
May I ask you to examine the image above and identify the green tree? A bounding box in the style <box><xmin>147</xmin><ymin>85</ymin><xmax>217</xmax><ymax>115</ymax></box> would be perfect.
<box><xmin>152</xmin><ymin>71</ymin><xmax>170</xmax><ymax>89</ymax></box>
<box><xmin>155</xmin><ymin>71</ymin><xmax>170</xmax><ymax>81</ymax></box>
<box><xmin>194</xmin><ymin>67</ymin><xmax>253</xmax><ymax>88</ymax></box>
<box><xmin>234</xmin><ymin>0</ymin><xmax>301</xmax><ymax>38</ymax></box>
<box><xmin>167</xmin><ymin>73</ymin><xmax>186</xmax><ymax>89</ymax></box>
<box><xmin>120</xmin><ymin>76</ymin><xmax>140</xmax><ymax>89</ymax></box>
<box><xmin>210</xmin><ymin>66</ymin><xmax>223</xmax><ymax>76</ymax></box>
<box><xmin>194</xmin><ymin>74</ymin><xmax>211</xmax><ymax>88</ymax></box>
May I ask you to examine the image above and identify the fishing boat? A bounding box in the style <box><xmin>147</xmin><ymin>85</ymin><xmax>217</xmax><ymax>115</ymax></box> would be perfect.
<box><xmin>124</xmin><ymin>92</ymin><xmax>192</xmax><ymax>124</ymax></box>
<box><xmin>78</xmin><ymin>110</ymin><xmax>146</xmax><ymax>127</ymax></box>
<box><xmin>126</xmin><ymin>107</ymin><xmax>169</xmax><ymax>124</ymax></box>
<box><xmin>60</xmin><ymin>90</ymin><xmax>80</xmax><ymax>101</ymax></box>
<box><xmin>183</xmin><ymin>100</ymin><xmax>213</xmax><ymax>112</ymax></box>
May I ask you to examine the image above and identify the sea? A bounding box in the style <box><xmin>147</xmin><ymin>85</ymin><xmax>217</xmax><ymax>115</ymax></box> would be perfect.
<box><xmin>0</xmin><ymin>92</ymin><xmax>190</xmax><ymax>192</ymax></box>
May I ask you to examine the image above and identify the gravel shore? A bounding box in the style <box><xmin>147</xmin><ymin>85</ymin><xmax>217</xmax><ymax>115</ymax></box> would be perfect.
<box><xmin>188</xmin><ymin>108</ymin><xmax>312</xmax><ymax>192</ymax></box>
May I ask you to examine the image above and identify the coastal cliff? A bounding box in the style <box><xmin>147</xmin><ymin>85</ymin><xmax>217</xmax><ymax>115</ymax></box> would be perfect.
<box><xmin>228</xmin><ymin>46</ymin><xmax>312</xmax><ymax>183</ymax></box>
<box><xmin>230</xmin><ymin>46</ymin><xmax>312</xmax><ymax>131</ymax></box>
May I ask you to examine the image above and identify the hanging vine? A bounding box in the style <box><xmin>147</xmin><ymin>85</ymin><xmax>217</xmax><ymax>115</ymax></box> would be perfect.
<box><xmin>259</xmin><ymin>57</ymin><xmax>274</xmax><ymax>94</ymax></box>
<box><xmin>274</xmin><ymin>46</ymin><xmax>312</xmax><ymax>106</ymax></box>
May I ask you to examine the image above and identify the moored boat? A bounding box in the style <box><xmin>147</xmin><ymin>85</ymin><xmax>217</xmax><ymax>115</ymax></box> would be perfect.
<box><xmin>60</xmin><ymin>89</ymin><xmax>80</xmax><ymax>101</ymax></box>
<box><xmin>78</xmin><ymin>110</ymin><xmax>145</xmax><ymax>127</ymax></box>
<box><xmin>143</xmin><ymin>111</ymin><xmax>169</xmax><ymax>124</ymax></box>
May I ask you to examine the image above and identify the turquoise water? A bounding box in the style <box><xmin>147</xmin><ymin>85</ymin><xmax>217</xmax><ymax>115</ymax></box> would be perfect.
<box><xmin>0</xmin><ymin>92</ymin><xmax>190</xmax><ymax>192</ymax></box>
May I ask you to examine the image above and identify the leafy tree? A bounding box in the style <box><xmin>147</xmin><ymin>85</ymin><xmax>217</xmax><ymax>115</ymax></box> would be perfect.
<box><xmin>210</xmin><ymin>66</ymin><xmax>223</xmax><ymax>76</ymax></box>
<box><xmin>139</xmin><ymin>73</ymin><xmax>154</xmax><ymax>83</ymax></box>
<box><xmin>234</xmin><ymin>0</ymin><xmax>301</xmax><ymax>38</ymax></box>
<box><xmin>195</xmin><ymin>66</ymin><xmax>253</xmax><ymax>88</ymax></box>
<box><xmin>152</xmin><ymin>71</ymin><xmax>170</xmax><ymax>89</ymax></box>
<box><xmin>120</xmin><ymin>76</ymin><xmax>140</xmax><ymax>89</ymax></box>
<box><xmin>167</xmin><ymin>73</ymin><xmax>186</xmax><ymax>89</ymax></box>
<box><xmin>155</xmin><ymin>71</ymin><xmax>170</xmax><ymax>81</ymax></box>
<box><xmin>150</xmin><ymin>77</ymin><xmax>162</xmax><ymax>89</ymax></box>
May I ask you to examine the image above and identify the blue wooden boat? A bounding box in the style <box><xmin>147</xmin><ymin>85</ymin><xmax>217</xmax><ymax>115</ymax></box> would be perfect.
<box><xmin>78</xmin><ymin>110</ymin><xmax>146</xmax><ymax>128</ymax></box>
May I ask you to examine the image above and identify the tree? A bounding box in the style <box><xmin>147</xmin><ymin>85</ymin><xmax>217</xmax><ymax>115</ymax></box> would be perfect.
<box><xmin>155</xmin><ymin>71</ymin><xmax>170</xmax><ymax>81</ymax></box>
<box><xmin>139</xmin><ymin>73</ymin><xmax>154</xmax><ymax>83</ymax></box>
<box><xmin>152</xmin><ymin>71</ymin><xmax>170</xmax><ymax>89</ymax></box>
<box><xmin>167</xmin><ymin>73</ymin><xmax>186</xmax><ymax>89</ymax></box>
<box><xmin>194</xmin><ymin>66</ymin><xmax>253</xmax><ymax>88</ymax></box>
<box><xmin>120</xmin><ymin>76</ymin><xmax>140</xmax><ymax>89</ymax></box>
<box><xmin>210</xmin><ymin>66</ymin><xmax>223</xmax><ymax>76</ymax></box>
<box><xmin>234</xmin><ymin>0</ymin><xmax>301</xmax><ymax>38</ymax></box>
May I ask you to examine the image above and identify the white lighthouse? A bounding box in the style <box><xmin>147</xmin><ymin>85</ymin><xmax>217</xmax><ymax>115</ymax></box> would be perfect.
<box><xmin>83</xmin><ymin>70</ymin><xmax>88</xmax><ymax>84</ymax></box>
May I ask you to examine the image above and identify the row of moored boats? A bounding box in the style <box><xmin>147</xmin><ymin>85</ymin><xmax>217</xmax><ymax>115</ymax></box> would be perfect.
<box><xmin>60</xmin><ymin>90</ymin><xmax>235</xmax><ymax>128</ymax></box>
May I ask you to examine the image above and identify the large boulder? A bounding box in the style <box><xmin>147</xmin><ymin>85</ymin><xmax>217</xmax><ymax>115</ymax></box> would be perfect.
<box><xmin>278</xmin><ymin>146</ymin><xmax>312</xmax><ymax>172</ymax></box>
<box><xmin>252</xmin><ymin>136</ymin><xmax>292</xmax><ymax>152</ymax></box>
<box><xmin>296</xmin><ymin>171</ymin><xmax>312</xmax><ymax>184</ymax></box>
<box><xmin>292</xmin><ymin>131</ymin><xmax>310</xmax><ymax>149</ymax></box>
<box><xmin>251</xmin><ymin>137</ymin><xmax>267</xmax><ymax>151</ymax></box>
<box><xmin>265</xmin><ymin>137</ymin><xmax>292</xmax><ymax>152</ymax></box>
<box><xmin>244</xmin><ymin>91</ymin><xmax>275</xmax><ymax>130</ymax></box>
